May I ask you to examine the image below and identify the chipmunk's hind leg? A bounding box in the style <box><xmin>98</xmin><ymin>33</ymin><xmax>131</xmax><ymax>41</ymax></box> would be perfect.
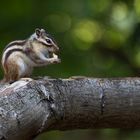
<box><xmin>4</xmin><ymin>61</ymin><xmax>20</xmax><ymax>83</ymax></box>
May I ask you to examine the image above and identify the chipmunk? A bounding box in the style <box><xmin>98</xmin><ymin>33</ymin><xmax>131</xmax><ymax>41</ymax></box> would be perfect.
<box><xmin>1</xmin><ymin>28</ymin><xmax>60</xmax><ymax>83</ymax></box>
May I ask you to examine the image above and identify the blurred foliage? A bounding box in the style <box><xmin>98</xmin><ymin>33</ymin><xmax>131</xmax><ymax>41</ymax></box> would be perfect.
<box><xmin>0</xmin><ymin>0</ymin><xmax>140</xmax><ymax>140</ymax></box>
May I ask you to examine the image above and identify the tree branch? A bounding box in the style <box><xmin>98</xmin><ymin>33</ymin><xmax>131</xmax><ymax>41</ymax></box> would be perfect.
<box><xmin>0</xmin><ymin>77</ymin><xmax>140</xmax><ymax>140</ymax></box>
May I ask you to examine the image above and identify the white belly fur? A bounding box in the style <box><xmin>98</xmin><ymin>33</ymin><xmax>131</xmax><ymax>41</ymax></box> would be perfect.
<box><xmin>17</xmin><ymin>58</ymin><xmax>29</xmax><ymax>76</ymax></box>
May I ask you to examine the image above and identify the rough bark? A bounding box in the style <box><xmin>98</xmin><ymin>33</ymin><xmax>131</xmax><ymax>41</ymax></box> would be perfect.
<box><xmin>0</xmin><ymin>77</ymin><xmax>140</xmax><ymax>140</ymax></box>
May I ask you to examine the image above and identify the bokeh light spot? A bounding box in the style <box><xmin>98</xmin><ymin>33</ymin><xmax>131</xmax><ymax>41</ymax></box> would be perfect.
<box><xmin>111</xmin><ymin>2</ymin><xmax>128</xmax><ymax>21</ymax></box>
<box><xmin>72</xmin><ymin>19</ymin><xmax>103</xmax><ymax>50</ymax></box>
<box><xmin>103</xmin><ymin>29</ymin><xmax>126</xmax><ymax>49</ymax></box>
<box><xmin>74</xmin><ymin>20</ymin><xmax>102</xmax><ymax>43</ymax></box>
<box><xmin>134</xmin><ymin>0</ymin><xmax>140</xmax><ymax>20</ymax></box>
<box><xmin>111</xmin><ymin>2</ymin><xmax>135</xmax><ymax>33</ymax></box>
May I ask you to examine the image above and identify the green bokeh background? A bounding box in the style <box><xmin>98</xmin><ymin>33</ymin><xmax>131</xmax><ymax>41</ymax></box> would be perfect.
<box><xmin>1</xmin><ymin>0</ymin><xmax>140</xmax><ymax>139</ymax></box>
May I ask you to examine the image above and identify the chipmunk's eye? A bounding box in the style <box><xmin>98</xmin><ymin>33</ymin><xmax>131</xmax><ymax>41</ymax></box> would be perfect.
<box><xmin>46</xmin><ymin>39</ymin><xmax>51</xmax><ymax>44</ymax></box>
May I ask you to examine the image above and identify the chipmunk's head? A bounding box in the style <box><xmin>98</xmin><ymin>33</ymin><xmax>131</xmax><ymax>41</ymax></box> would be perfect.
<box><xmin>29</xmin><ymin>28</ymin><xmax>59</xmax><ymax>54</ymax></box>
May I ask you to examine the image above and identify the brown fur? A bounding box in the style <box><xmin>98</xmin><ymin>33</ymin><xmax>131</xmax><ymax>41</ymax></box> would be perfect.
<box><xmin>3</xmin><ymin>59</ymin><xmax>19</xmax><ymax>82</ymax></box>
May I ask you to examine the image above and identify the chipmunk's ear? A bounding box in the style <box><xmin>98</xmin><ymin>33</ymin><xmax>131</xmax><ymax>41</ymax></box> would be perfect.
<box><xmin>35</xmin><ymin>28</ymin><xmax>41</xmax><ymax>37</ymax></box>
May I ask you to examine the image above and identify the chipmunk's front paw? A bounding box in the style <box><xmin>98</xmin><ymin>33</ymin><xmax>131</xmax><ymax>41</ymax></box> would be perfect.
<box><xmin>52</xmin><ymin>53</ymin><xmax>61</xmax><ymax>63</ymax></box>
<box><xmin>52</xmin><ymin>58</ymin><xmax>60</xmax><ymax>64</ymax></box>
